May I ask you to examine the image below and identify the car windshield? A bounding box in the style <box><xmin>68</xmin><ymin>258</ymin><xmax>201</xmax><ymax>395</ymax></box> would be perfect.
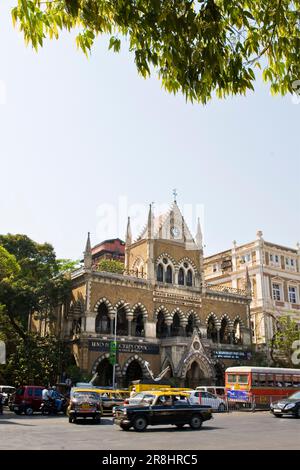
<box><xmin>73</xmin><ymin>392</ymin><xmax>99</xmax><ymax>401</ymax></box>
<box><xmin>289</xmin><ymin>391</ymin><xmax>300</xmax><ymax>400</ymax></box>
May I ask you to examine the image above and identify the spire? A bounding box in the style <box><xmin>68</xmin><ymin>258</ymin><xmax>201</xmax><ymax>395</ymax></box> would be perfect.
<box><xmin>245</xmin><ymin>266</ymin><xmax>252</xmax><ymax>294</ymax></box>
<box><xmin>147</xmin><ymin>204</ymin><xmax>153</xmax><ymax>239</ymax></box>
<box><xmin>195</xmin><ymin>217</ymin><xmax>203</xmax><ymax>248</ymax></box>
<box><xmin>84</xmin><ymin>232</ymin><xmax>92</xmax><ymax>269</ymax></box>
<box><xmin>126</xmin><ymin>217</ymin><xmax>132</xmax><ymax>245</ymax></box>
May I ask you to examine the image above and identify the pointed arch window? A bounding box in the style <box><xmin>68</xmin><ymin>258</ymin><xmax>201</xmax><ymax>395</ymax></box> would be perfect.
<box><xmin>186</xmin><ymin>269</ymin><xmax>193</xmax><ymax>287</ymax></box>
<box><xmin>178</xmin><ymin>268</ymin><xmax>185</xmax><ymax>286</ymax></box>
<box><xmin>157</xmin><ymin>263</ymin><xmax>164</xmax><ymax>282</ymax></box>
<box><xmin>166</xmin><ymin>265</ymin><xmax>173</xmax><ymax>284</ymax></box>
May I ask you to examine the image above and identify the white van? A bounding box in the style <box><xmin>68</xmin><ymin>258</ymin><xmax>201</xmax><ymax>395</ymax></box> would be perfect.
<box><xmin>0</xmin><ymin>385</ymin><xmax>16</xmax><ymax>405</ymax></box>
<box><xmin>196</xmin><ymin>386</ymin><xmax>226</xmax><ymax>398</ymax></box>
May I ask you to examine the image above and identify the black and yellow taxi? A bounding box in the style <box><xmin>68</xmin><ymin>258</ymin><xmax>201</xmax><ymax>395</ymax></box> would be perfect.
<box><xmin>67</xmin><ymin>388</ymin><xmax>103</xmax><ymax>424</ymax></box>
<box><xmin>114</xmin><ymin>390</ymin><xmax>212</xmax><ymax>432</ymax></box>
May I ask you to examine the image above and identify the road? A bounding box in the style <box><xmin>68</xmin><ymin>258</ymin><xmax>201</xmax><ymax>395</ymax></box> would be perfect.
<box><xmin>0</xmin><ymin>410</ymin><xmax>299</xmax><ymax>450</ymax></box>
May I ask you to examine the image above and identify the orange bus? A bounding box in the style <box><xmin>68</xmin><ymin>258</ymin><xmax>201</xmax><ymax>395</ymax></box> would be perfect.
<box><xmin>225</xmin><ymin>366</ymin><xmax>300</xmax><ymax>408</ymax></box>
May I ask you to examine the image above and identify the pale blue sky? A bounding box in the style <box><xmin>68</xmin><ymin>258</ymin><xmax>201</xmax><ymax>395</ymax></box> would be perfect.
<box><xmin>0</xmin><ymin>2</ymin><xmax>299</xmax><ymax>260</ymax></box>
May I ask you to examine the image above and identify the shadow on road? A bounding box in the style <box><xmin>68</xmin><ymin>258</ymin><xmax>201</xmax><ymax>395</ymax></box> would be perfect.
<box><xmin>72</xmin><ymin>418</ymin><xmax>113</xmax><ymax>426</ymax></box>
<box><xmin>0</xmin><ymin>419</ymin><xmax>34</xmax><ymax>426</ymax></box>
<box><xmin>118</xmin><ymin>425</ymin><xmax>223</xmax><ymax>433</ymax></box>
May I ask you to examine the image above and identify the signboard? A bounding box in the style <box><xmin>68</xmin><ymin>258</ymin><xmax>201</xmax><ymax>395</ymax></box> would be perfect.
<box><xmin>89</xmin><ymin>339</ymin><xmax>160</xmax><ymax>355</ymax></box>
<box><xmin>213</xmin><ymin>350</ymin><xmax>252</xmax><ymax>360</ymax></box>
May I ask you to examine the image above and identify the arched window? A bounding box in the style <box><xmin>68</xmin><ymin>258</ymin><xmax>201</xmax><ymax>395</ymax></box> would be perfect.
<box><xmin>178</xmin><ymin>267</ymin><xmax>185</xmax><ymax>285</ymax></box>
<box><xmin>166</xmin><ymin>265</ymin><xmax>173</xmax><ymax>284</ymax></box>
<box><xmin>171</xmin><ymin>312</ymin><xmax>181</xmax><ymax>336</ymax></box>
<box><xmin>116</xmin><ymin>307</ymin><xmax>128</xmax><ymax>336</ymax></box>
<box><xmin>220</xmin><ymin>317</ymin><xmax>230</xmax><ymax>344</ymax></box>
<box><xmin>95</xmin><ymin>303</ymin><xmax>110</xmax><ymax>334</ymax></box>
<box><xmin>233</xmin><ymin>319</ymin><xmax>242</xmax><ymax>344</ymax></box>
<box><xmin>186</xmin><ymin>313</ymin><xmax>197</xmax><ymax>336</ymax></box>
<box><xmin>132</xmin><ymin>308</ymin><xmax>145</xmax><ymax>337</ymax></box>
<box><xmin>157</xmin><ymin>263</ymin><xmax>164</xmax><ymax>282</ymax></box>
<box><xmin>156</xmin><ymin>311</ymin><xmax>168</xmax><ymax>338</ymax></box>
<box><xmin>186</xmin><ymin>269</ymin><xmax>193</xmax><ymax>287</ymax></box>
<box><xmin>207</xmin><ymin>317</ymin><xmax>218</xmax><ymax>343</ymax></box>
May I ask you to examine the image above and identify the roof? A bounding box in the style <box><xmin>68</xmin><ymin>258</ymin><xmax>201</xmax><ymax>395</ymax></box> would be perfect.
<box><xmin>226</xmin><ymin>366</ymin><xmax>300</xmax><ymax>374</ymax></box>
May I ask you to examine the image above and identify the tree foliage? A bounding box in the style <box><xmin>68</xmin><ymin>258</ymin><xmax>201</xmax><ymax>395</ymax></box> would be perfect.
<box><xmin>11</xmin><ymin>0</ymin><xmax>300</xmax><ymax>102</ymax></box>
<box><xmin>96</xmin><ymin>258</ymin><xmax>124</xmax><ymax>274</ymax></box>
<box><xmin>270</xmin><ymin>316</ymin><xmax>300</xmax><ymax>367</ymax></box>
<box><xmin>0</xmin><ymin>234</ymin><xmax>75</xmax><ymax>339</ymax></box>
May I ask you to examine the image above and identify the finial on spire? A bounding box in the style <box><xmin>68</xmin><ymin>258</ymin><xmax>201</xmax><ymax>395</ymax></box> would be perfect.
<box><xmin>172</xmin><ymin>188</ymin><xmax>178</xmax><ymax>203</ymax></box>
<box><xmin>196</xmin><ymin>217</ymin><xmax>203</xmax><ymax>248</ymax></box>
<box><xmin>126</xmin><ymin>217</ymin><xmax>132</xmax><ymax>245</ymax></box>
<box><xmin>84</xmin><ymin>232</ymin><xmax>92</xmax><ymax>269</ymax></box>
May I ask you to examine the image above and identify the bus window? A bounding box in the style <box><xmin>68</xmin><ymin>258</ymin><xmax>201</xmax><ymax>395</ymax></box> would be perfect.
<box><xmin>284</xmin><ymin>375</ymin><xmax>293</xmax><ymax>387</ymax></box>
<box><xmin>259</xmin><ymin>374</ymin><xmax>267</xmax><ymax>386</ymax></box>
<box><xmin>275</xmin><ymin>374</ymin><xmax>284</xmax><ymax>387</ymax></box>
<box><xmin>293</xmin><ymin>376</ymin><xmax>300</xmax><ymax>387</ymax></box>
<box><xmin>252</xmin><ymin>374</ymin><xmax>259</xmax><ymax>386</ymax></box>
<box><xmin>238</xmin><ymin>375</ymin><xmax>248</xmax><ymax>384</ymax></box>
<box><xmin>267</xmin><ymin>374</ymin><xmax>275</xmax><ymax>387</ymax></box>
<box><xmin>227</xmin><ymin>374</ymin><xmax>237</xmax><ymax>384</ymax></box>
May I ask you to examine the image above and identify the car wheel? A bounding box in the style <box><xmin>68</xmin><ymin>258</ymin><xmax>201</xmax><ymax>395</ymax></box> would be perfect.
<box><xmin>190</xmin><ymin>414</ymin><xmax>203</xmax><ymax>430</ymax></box>
<box><xmin>218</xmin><ymin>403</ymin><xmax>226</xmax><ymax>412</ymax></box>
<box><xmin>25</xmin><ymin>407</ymin><xmax>34</xmax><ymax>416</ymax></box>
<box><xmin>94</xmin><ymin>417</ymin><xmax>101</xmax><ymax>424</ymax></box>
<box><xmin>274</xmin><ymin>414</ymin><xmax>282</xmax><ymax>418</ymax></box>
<box><xmin>120</xmin><ymin>423</ymin><xmax>131</xmax><ymax>431</ymax></box>
<box><xmin>14</xmin><ymin>410</ymin><xmax>22</xmax><ymax>415</ymax></box>
<box><xmin>175</xmin><ymin>424</ymin><xmax>185</xmax><ymax>429</ymax></box>
<box><xmin>133</xmin><ymin>416</ymin><xmax>147</xmax><ymax>432</ymax></box>
<box><xmin>68</xmin><ymin>416</ymin><xmax>73</xmax><ymax>423</ymax></box>
<box><xmin>295</xmin><ymin>407</ymin><xmax>300</xmax><ymax>419</ymax></box>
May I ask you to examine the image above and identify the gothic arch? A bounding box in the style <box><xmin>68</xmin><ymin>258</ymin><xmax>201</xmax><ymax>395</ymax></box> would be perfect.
<box><xmin>122</xmin><ymin>355</ymin><xmax>151</xmax><ymax>378</ymax></box>
<box><xmin>170</xmin><ymin>307</ymin><xmax>186</xmax><ymax>324</ymax></box>
<box><xmin>177</xmin><ymin>257</ymin><xmax>199</xmax><ymax>275</ymax></box>
<box><xmin>180</xmin><ymin>352</ymin><xmax>215</xmax><ymax>381</ymax></box>
<box><xmin>220</xmin><ymin>313</ymin><xmax>233</xmax><ymax>329</ymax></box>
<box><xmin>206</xmin><ymin>312</ymin><xmax>219</xmax><ymax>325</ymax></box>
<box><xmin>186</xmin><ymin>309</ymin><xmax>200</xmax><ymax>326</ymax></box>
<box><xmin>232</xmin><ymin>315</ymin><xmax>245</xmax><ymax>328</ymax></box>
<box><xmin>114</xmin><ymin>300</ymin><xmax>132</xmax><ymax>317</ymax></box>
<box><xmin>94</xmin><ymin>297</ymin><xmax>114</xmax><ymax>315</ymax></box>
<box><xmin>156</xmin><ymin>252</ymin><xmax>177</xmax><ymax>268</ymax></box>
<box><xmin>154</xmin><ymin>305</ymin><xmax>170</xmax><ymax>321</ymax></box>
<box><xmin>91</xmin><ymin>353</ymin><xmax>122</xmax><ymax>377</ymax></box>
<box><xmin>132</xmin><ymin>302</ymin><xmax>148</xmax><ymax>319</ymax></box>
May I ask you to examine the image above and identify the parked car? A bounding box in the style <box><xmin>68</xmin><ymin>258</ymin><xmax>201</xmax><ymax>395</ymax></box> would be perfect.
<box><xmin>68</xmin><ymin>389</ymin><xmax>103</xmax><ymax>424</ymax></box>
<box><xmin>0</xmin><ymin>386</ymin><xmax>16</xmax><ymax>406</ymax></box>
<box><xmin>270</xmin><ymin>391</ymin><xmax>300</xmax><ymax>418</ymax></box>
<box><xmin>196</xmin><ymin>386</ymin><xmax>226</xmax><ymax>398</ymax></box>
<box><xmin>188</xmin><ymin>390</ymin><xmax>227</xmax><ymax>412</ymax></box>
<box><xmin>12</xmin><ymin>386</ymin><xmax>44</xmax><ymax>415</ymax></box>
<box><xmin>114</xmin><ymin>391</ymin><xmax>212</xmax><ymax>432</ymax></box>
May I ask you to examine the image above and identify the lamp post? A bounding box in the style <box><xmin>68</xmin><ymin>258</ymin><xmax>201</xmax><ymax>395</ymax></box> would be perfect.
<box><xmin>112</xmin><ymin>309</ymin><xmax>117</xmax><ymax>390</ymax></box>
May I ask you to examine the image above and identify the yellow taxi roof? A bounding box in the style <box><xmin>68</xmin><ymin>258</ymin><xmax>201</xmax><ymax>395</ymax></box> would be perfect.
<box><xmin>137</xmin><ymin>390</ymin><xmax>190</xmax><ymax>397</ymax></box>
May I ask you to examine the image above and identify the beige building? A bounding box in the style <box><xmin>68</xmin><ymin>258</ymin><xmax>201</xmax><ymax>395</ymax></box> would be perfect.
<box><xmin>38</xmin><ymin>200</ymin><xmax>253</xmax><ymax>387</ymax></box>
<box><xmin>204</xmin><ymin>231</ymin><xmax>300</xmax><ymax>351</ymax></box>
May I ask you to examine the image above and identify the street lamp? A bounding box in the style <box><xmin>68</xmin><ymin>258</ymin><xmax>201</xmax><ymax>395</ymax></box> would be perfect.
<box><xmin>112</xmin><ymin>309</ymin><xmax>117</xmax><ymax>390</ymax></box>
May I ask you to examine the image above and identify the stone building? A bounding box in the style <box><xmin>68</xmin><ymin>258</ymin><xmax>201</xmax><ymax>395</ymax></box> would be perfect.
<box><xmin>51</xmin><ymin>200</ymin><xmax>252</xmax><ymax>388</ymax></box>
<box><xmin>204</xmin><ymin>232</ymin><xmax>300</xmax><ymax>352</ymax></box>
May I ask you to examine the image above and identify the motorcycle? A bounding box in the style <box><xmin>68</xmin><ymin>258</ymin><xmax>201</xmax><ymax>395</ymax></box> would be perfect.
<box><xmin>40</xmin><ymin>397</ymin><xmax>68</xmax><ymax>415</ymax></box>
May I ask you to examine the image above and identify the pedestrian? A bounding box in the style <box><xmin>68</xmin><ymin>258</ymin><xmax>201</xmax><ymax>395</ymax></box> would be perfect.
<box><xmin>130</xmin><ymin>387</ymin><xmax>136</xmax><ymax>398</ymax></box>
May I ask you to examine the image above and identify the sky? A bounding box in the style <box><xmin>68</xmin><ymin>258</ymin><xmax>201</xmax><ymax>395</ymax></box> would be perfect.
<box><xmin>0</xmin><ymin>2</ymin><xmax>299</xmax><ymax>261</ymax></box>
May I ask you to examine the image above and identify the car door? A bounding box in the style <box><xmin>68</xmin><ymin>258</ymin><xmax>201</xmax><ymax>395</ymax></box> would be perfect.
<box><xmin>33</xmin><ymin>388</ymin><xmax>43</xmax><ymax>410</ymax></box>
<box><xmin>205</xmin><ymin>392</ymin><xmax>218</xmax><ymax>411</ymax></box>
<box><xmin>150</xmin><ymin>395</ymin><xmax>173</xmax><ymax>425</ymax></box>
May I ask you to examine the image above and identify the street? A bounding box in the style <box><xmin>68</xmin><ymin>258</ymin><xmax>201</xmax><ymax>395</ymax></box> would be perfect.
<box><xmin>0</xmin><ymin>410</ymin><xmax>299</xmax><ymax>450</ymax></box>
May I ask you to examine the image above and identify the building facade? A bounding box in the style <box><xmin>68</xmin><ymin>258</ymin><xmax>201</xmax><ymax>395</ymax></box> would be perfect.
<box><xmin>204</xmin><ymin>231</ymin><xmax>300</xmax><ymax>353</ymax></box>
<box><xmin>48</xmin><ymin>201</ymin><xmax>252</xmax><ymax>388</ymax></box>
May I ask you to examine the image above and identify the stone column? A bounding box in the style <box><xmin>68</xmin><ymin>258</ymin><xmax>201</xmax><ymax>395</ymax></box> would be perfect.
<box><xmin>109</xmin><ymin>311</ymin><xmax>115</xmax><ymax>336</ymax></box>
<box><xmin>128</xmin><ymin>319</ymin><xmax>132</xmax><ymax>337</ymax></box>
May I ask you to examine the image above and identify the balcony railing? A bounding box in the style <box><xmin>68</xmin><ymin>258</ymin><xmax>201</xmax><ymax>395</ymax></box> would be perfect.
<box><xmin>205</xmin><ymin>283</ymin><xmax>249</xmax><ymax>297</ymax></box>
